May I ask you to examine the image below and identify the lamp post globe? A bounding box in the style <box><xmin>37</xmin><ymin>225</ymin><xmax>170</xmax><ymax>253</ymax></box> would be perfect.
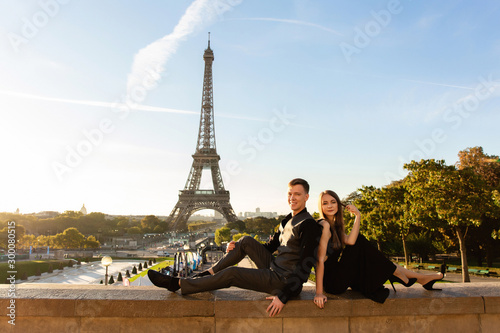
<box><xmin>101</xmin><ymin>256</ymin><xmax>112</xmax><ymax>285</ymax></box>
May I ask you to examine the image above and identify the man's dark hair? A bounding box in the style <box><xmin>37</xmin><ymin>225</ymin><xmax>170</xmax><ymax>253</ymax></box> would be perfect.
<box><xmin>288</xmin><ymin>178</ymin><xmax>310</xmax><ymax>194</ymax></box>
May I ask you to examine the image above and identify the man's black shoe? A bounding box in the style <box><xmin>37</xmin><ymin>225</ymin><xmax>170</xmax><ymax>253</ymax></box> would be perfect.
<box><xmin>147</xmin><ymin>270</ymin><xmax>180</xmax><ymax>292</ymax></box>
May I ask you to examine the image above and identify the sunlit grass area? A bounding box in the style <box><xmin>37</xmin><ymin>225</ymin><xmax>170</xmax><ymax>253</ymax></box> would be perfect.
<box><xmin>128</xmin><ymin>259</ymin><xmax>174</xmax><ymax>282</ymax></box>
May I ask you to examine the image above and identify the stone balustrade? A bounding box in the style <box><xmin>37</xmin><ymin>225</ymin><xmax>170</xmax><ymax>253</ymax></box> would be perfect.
<box><xmin>1</xmin><ymin>282</ymin><xmax>499</xmax><ymax>332</ymax></box>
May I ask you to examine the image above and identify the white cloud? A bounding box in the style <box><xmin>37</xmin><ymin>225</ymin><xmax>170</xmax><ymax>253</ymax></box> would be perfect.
<box><xmin>125</xmin><ymin>0</ymin><xmax>243</xmax><ymax>97</ymax></box>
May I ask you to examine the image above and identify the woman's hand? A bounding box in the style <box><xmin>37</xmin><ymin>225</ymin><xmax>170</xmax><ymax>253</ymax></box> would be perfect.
<box><xmin>345</xmin><ymin>204</ymin><xmax>361</xmax><ymax>217</ymax></box>
<box><xmin>314</xmin><ymin>293</ymin><xmax>327</xmax><ymax>309</ymax></box>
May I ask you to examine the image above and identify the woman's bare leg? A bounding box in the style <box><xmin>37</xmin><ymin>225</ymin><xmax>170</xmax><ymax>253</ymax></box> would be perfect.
<box><xmin>392</xmin><ymin>264</ymin><xmax>443</xmax><ymax>285</ymax></box>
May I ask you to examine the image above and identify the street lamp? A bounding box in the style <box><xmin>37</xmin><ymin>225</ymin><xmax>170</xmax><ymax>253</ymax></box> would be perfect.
<box><xmin>101</xmin><ymin>256</ymin><xmax>112</xmax><ymax>285</ymax></box>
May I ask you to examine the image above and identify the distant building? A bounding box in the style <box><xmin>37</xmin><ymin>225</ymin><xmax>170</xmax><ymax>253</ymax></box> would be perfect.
<box><xmin>80</xmin><ymin>204</ymin><xmax>87</xmax><ymax>215</ymax></box>
<box><xmin>243</xmin><ymin>208</ymin><xmax>278</xmax><ymax>219</ymax></box>
<box><xmin>188</xmin><ymin>214</ymin><xmax>214</xmax><ymax>222</ymax></box>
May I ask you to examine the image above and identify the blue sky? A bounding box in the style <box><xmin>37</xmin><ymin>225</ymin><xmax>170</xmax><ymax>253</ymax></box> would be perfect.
<box><xmin>1</xmin><ymin>0</ymin><xmax>499</xmax><ymax>217</ymax></box>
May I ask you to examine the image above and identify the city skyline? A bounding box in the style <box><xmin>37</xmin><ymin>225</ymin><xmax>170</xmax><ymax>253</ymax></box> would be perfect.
<box><xmin>17</xmin><ymin>205</ymin><xmax>277</xmax><ymax>220</ymax></box>
<box><xmin>1</xmin><ymin>1</ymin><xmax>499</xmax><ymax>217</ymax></box>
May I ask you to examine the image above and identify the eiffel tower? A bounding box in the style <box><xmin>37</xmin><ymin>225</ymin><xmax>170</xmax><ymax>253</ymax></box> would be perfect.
<box><xmin>167</xmin><ymin>34</ymin><xmax>238</xmax><ymax>231</ymax></box>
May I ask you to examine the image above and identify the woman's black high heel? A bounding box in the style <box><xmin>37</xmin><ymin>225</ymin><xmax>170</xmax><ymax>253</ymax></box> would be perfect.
<box><xmin>388</xmin><ymin>276</ymin><xmax>417</xmax><ymax>292</ymax></box>
<box><xmin>422</xmin><ymin>273</ymin><xmax>444</xmax><ymax>291</ymax></box>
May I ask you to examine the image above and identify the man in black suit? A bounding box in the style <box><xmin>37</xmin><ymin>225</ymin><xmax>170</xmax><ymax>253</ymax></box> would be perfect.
<box><xmin>148</xmin><ymin>178</ymin><xmax>321</xmax><ymax>317</ymax></box>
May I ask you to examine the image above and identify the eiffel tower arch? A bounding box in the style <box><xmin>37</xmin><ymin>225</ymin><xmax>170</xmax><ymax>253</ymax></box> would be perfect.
<box><xmin>167</xmin><ymin>35</ymin><xmax>238</xmax><ymax>231</ymax></box>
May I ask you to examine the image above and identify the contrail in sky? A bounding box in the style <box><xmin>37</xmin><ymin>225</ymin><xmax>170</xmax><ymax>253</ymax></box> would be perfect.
<box><xmin>402</xmin><ymin>79</ymin><xmax>475</xmax><ymax>90</ymax></box>
<box><xmin>0</xmin><ymin>89</ymin><xmax>315</xmax><ymax>126</ymax></box>
<box><xmin>0</xmin><ymin>89</ymin><xmax>198</xmax><ymax>115</ymax></box>
<box><xmin>2</xmin><ymin>1</ymin><xmax>246</xmax><ymax>118</ymax></box>
<box><xmin>126</xmin><ymin>0</ymin><xmax>242</xmax><ymax>97</ymax></box>
<box><xmin>227</xmin><ymin>17</ymin><xmax>343</xmax><ymax>36</ymax></box>
<box><xmin>0</xmin><ymin>89</ymin><xmax>283</xmax><ymax>123</ymax></box>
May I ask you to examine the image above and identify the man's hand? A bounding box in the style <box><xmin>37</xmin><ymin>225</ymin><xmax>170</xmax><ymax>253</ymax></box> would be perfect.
<box><xmin>266</xmin><ymin>296</ymin><xmax>284</xmax><ymax>317</ymax></box>
<box><xmin>226</xmin><ymin>241</ymin><xmax>235</xmax><ymax>253</ymax></box>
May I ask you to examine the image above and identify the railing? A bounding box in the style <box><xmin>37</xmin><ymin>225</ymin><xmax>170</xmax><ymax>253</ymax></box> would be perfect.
<box><xmin>179</xmin><ymin>190</ymin><xmax>229</xmax><ymax>195</ymax></box>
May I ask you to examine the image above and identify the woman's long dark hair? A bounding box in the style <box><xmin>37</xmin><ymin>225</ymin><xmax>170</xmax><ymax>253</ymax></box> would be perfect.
<box><xmin>318</xmin><ymin>190</ymin><xmax>345</xmax><ymax>250</ymax></box>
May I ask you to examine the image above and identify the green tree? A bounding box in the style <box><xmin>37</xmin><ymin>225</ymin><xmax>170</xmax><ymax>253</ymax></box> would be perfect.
<box><xmin>214</xmin><ymin>227</ymin><xmax>231</xmax><ymax>246</ymax></box>
<box><xmin>405</xmin><ymin>159</ymin><xmax>485</xmax><ymax>282</ymax></box>
<box><xmin>78</xmin><ymin>212</ymin><xmax>108</xmax><ymax>235</ymax></box>
<box><xmin>456</xmin><ymin>147</ymin><xmax>500</xmax><ymax>187</ymax></box>
<box><xmin>493</xmin><ymin>190</ymin><xmax>500</xmax><ymax>207</ymax></box>
<box><xmin>141</xmin><ymin>215</ymin><xmax>161</xmax><ymax>231</ymax></box>
<box><xmin>0</xmin><ymin>214</ymin><xmax>37</xmax><ymax>235</ymax></box>
<box><xmin>0</xmin><ymin>223</ymin><xmax>25</xmax><ymax>249</ymax></box>
<box><xmin>127</xmin><ymin>226</ymin><xmax>142</xmax><ymax>234</ymax></box>
<box><xmin>456</xmin><ymin>147</ymin><xmax>500</xmax><ymax>267</ymax></box>
<box><xmin>83</xmin><ymin>235</ymin><xmax>100</xmax><ymax>249</ymax></box>
<box><xmin>59</xmin><ymin>211</ymin><xmax>83</xmax><ymax>219</ymax></box>
<box><xmin>225</xmin><ymin>220</ymin><xmax>246</xmax><ymax>233</ymax></box>
<box><xmin>406</xmin><ymin>232</ymin><xmax>436</xmax><ymax>261</ymax></box>
<box><xmin>232</xmin><ymin>233</ymin><xmax>250</xmax><ymax>242</ymax></box>
<box><xmin>35</xmin><ymin>235</ymin><xmax>54</xmax><ymax>247</ymax></box>
<box><xmin>379</xmin><ymin>181</ymin><xmax>414</xmax><ymax>266</ymax></box>
<box><xmin>18</xmin><ymin>234</ymin><xmax>36</xmax><ymax>250</ymax></box>
<box><xmin>116</xmin><ymin>217</ymin><xmax>130</xmax><ymax>230</ymax></box>
<box><xmin>245</xmin><ymin>217</ymin><xmax>279</xmax><ymax>235</ymax></box>
<box><xmin>352</xmin><ymin>186</ymin><xmax>385</xmax><ymax>250</ymax></box>
<box><xmin>53</xmin><ymin>228</ymin><xmax>86</xmax><ymax>249</ymax></box>
<box><xmin>253</xmin><ymin>234</ymin><xmax>264</xmax><ymax>243</ymax></box>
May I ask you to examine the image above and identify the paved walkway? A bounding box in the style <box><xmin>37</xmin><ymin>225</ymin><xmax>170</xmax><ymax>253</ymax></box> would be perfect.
<box><xmin>418</xmin><ymin>269</ymin><xmax>500</xmax><ymax>283</ymax></box>
<box><xmin>20</xmin><ymin>260</ymin><xmax>146</xmax><ymax>284</ymax></box>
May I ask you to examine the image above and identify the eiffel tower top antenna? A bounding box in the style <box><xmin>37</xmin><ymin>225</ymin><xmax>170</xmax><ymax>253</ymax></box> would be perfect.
<box><xmin>194</xmin><ymin>30</ymin><xmax>215</xmax><ymax>159</ymax></box>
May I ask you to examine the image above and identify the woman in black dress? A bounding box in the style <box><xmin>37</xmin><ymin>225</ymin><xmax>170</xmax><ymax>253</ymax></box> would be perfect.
<box><xmin>314</xmin><ymin>190</ymin><xmax>443</xmax><ymax>307</ymax></box>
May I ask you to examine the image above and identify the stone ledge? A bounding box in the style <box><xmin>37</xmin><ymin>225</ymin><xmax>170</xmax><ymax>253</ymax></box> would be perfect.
<box><xmin>1</xmin><ymin>282</ymin><xmax>499</xmax><ymax>332</ymax></box>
